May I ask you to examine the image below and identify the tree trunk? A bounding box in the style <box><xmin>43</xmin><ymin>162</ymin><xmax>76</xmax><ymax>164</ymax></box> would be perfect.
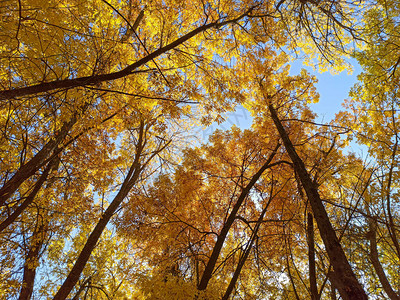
<box><xmin>222</xmin><ymin>191</ymin><xmax>274</xmax><ymax>300</ymax></box>
<box><xmin>368</xmin><ymin>218</ymin><xmax>400</xmax><ymax>300</ymax></box>
<box><xmin>308</xmin><ymin>212</ymin><xmax>318</xmax><ymax>300</ymax></box>
<box><xmin>53</xmin><ymin>122</ymin><xmax>148</xmax><ymax>300</ymax></box>
<box><xmin>0</xmin><ymin>111</ymin><xmax>79</xmax><ymax>206</ymax></box>
<box><xmin>19</xmin><ymin>219</ymin><xmax>48</xmax><ymax>300</ymax></box>
<box><xmin>0</xmin><ymin>157</ymin><xmax>57</xmax><ymax>232</ymax></box>
<box><xmin>384</xmin><ymin>141</ymin><xmax>400</xmax><ymax>260</ymax></box>
<box><xmin>197</xmin><ymin>144</ymin><xmax>280</xmax><ymax>291</ymax></box>
<box><xmin>268</xmin><ymin>103</ymin><xmax>367</xmax><ymax>300</ymax></box>
<box><xmin>53</xmin><ymin>164</ymin><xmax>142</xmax><ymax>300</ymax></box>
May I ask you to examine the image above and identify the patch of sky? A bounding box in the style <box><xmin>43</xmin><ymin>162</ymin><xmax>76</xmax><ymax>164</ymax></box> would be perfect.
<box><xmin>201</xmin><ymin>56</ymin><xmax>363</xmax><ymax>138</ymax></box>
<box><xmin>288</xmin><ymin>57</ymin><xmax>373</xmax><ymax>159</ymax></box>
<box><xmin>289</xmin><ymin>58</ymin><xmax>363</xmax><ymax>122</ymax></box>
<box><xmin>201</xmin><ymin>104</ymin><xmax>252</xmax><ymax>140</ymax></box>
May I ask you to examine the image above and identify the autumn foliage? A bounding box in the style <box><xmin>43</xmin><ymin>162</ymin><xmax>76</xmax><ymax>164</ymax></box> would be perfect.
<box><xmin>1</xmin><ymin>0</ymin><xmax>400</xmax><ymax>299</ymax></box>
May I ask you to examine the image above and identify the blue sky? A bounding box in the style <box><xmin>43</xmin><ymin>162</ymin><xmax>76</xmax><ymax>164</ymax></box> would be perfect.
<box><xmin>294</xmin><ymin>60</ymin><xmax>363</xmax><ymax>123</ymax></box>
<box><xmin>205</xmin><ymin>59</ymin><xmax>363</xmax><ymax>139</ymax></box>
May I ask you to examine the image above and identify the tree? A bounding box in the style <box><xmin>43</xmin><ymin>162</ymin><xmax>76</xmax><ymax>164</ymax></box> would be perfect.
<box><xmin>2</xmin><ymin>0</ymin><xmax>399</xmax><ymax>298</ymax></box>
<box><xmin>268</xmin><ymin>102</ymin><xmax>367</xmax><ymax>300</ymax></box>
<box><xmin>335</xmin><ymin>1</ymin><xmax>400</xmax><ymax>296</ymax></box>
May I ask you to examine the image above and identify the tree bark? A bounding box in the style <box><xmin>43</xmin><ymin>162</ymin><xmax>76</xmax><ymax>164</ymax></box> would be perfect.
<box><xmin>222</xmin><ymin>191</ymin><xmax>274</xmax><ymax>300</ymax></box>
<box><xmin>268</xmin><ymin>103</ymin><xmax>367</xmax><ymax>300</ymax></box>
<box><xmin>384</xmin><ymin>141</ymin><xmax>400</xmax><ymax>259</ymax></box>
<box><xmin>0</xmin><ymin>157</ymin><xmax>58</xmax><ymax>232</ymax></box>
<box><xmin>368</xmin><ymin>218</ymin><xmax>400</xmax><ymax>300</ymax></box>
<box><xmin>0</xmin><ymin>111</ymin><xmax>80</xmax><ymax>206</ymax></box>
<box><xmin>53</xmin><ymin>122</ymin><xmax>146</xmax><ymax>300</ymax></box>
<box><xmin>19</xmin><ymin>218</ymin><xmax>48</xmax><ymax>300</ymax></box>
<box><xmin>308</xmin><ymin>212</ymin><xmax>319</xmax><ymax>300</ymax></box>
<box><xmin>197</xmin><ymin>144</ymin><xmax>280</xmax><ymax>291</ymax></box>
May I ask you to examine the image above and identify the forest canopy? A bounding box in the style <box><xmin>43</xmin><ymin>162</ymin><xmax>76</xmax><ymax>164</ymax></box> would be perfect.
<box><xmin>1</xmin><ymin>0</ymin><xmax>400</xmax><ymax>299</ymax></box>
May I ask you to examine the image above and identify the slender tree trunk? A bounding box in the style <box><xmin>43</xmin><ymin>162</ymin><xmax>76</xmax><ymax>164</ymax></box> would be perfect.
<box><xmin>197</xmin><ymin>144</ymin><xmax>280</xmax><ymax>290</ymax></box>
<box><xmin>222</xmin><ymin>191</ymin><xmax>274</xmax><ymax>300</ymax></box>
<box><xmin>268</xmin><ymin>103</ymin><xmax>367</xmax><ymax>300</ymax></box>
<box><xmin>19</xmin><ymin>219</ymin><xmax>48</xmax><ymax>300</ymax></box>
<box><xmin>368</xmin><ymin>218</ymin><xmax>400</xmax><ymax>300</ymax></box>
<box><xmin>71</xmin><ymin>277</ymin><xmax>92</xmax><ymax>300</ymax></box>
<box><xmin>0</xmin><ymin>110</ymin><xmax>81</xmax><ymax>206</ymax></box>
<box><xmin>384</xmin><ymin>141</ymin><xmax>400</xmax><ymax>259</ymax></box>
<box><xmin>0</xmin><ymin>157</ymin><xmax>58</xmax><ymax>232</ymax></box>
<box><xmin>53</xmin><ymin>164</ymin><xmax>142</xmax><ymax>300</ymax></box>
<box><xmin>53</xmin><ymin>122</ymin><xmax>148</xmax><ymax>300</ymax></box>
<box><xmin>18</xmin><ymin>154</ymin><xmax>59</xmax><ymax>299</ymax></box>
<box><xmin>308</xmin><ymin>213</ymin><xmax>318</xmax><ymax>300</ymax></box>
